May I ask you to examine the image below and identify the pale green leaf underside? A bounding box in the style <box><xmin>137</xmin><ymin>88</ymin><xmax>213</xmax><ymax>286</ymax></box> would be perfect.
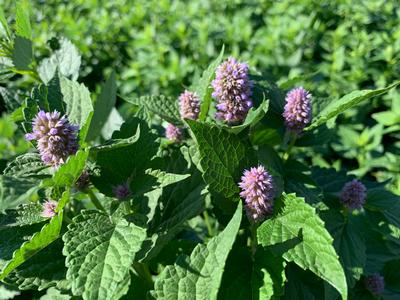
<box><xmin>38</xmin><ymin>37</ymin><xmax>81</xmax><ymax>84</ymax></box>
<box><xmin>60</xmin><ymin>76</ymin><xmax>93</xmax><ymax>132</ymax></box>
<box><xmin>63</xmin><ymin>210</ymin><xmax>146</xmax><ymax>300</ymax></box>
<box><xmin>257</xmin><ymin>193</ymin><xmax>347</xmax><ymax>300</ymax></box>
<box><xmin>152</xmin><ymin>201</ymin><xmax>242</xmax><ymax>300</ymax></box>
<box><xmin>307</xmin><ymin>81</ymin><xmax>400</xmax><ymax>130</ymax></box>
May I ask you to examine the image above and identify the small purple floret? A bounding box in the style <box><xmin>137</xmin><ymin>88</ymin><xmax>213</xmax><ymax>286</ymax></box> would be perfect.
<box><xmin>165</xmin><ymin>123</ymin><xmax>183</xmax><ymax>142</ymax></box>
<box><xmin>239</xmin><ymin>165</ymin><xmax>275</xmax><ymax>222</ymax></box>
<box><xmin>211</xmin><ymin>57</ymin><xmax>253</xmax><ymax>124</ymax></box>
<box><xmin>113</xmin><ymin>183</ymin><xmax>131</xmax><ymax>200</ymax></box>
<box><xmin>179</xmin><ymin>90</ymin><xmax>200</xmax><ymax>120</ymax></box>
<box><xmin>25</xmin><ymin>110</ymin><xmax>79</xmax><ymax>166</ymax></box>
<box><xmin>75</xmin><ymin>170</ymin><xmax>90</xmax><ymax>191</ymax></box>
<box><xmin>340</xmin><ymin>179</ymin><xmax>367</xmax><ymax>210</ymax></box>
<box><xmin>364</xmin><ymin>274</ymin><xmax>385</xmax><ymax>295</ymax></box>
<box><xmin>283</xmin><ymin>87</ymin><xmax>312</xmax><ymax>134</ymax></box>
<box><xmin>42</xmin><ymin>200</ymin><xmax>58</xmax><ymax>218</ymax></box>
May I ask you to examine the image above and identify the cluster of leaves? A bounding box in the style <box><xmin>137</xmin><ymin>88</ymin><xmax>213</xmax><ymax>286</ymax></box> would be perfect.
<box><xmin>0</xmin><ymin>1</ymin><xmax>400</xmax><ymax>300</ymax></box>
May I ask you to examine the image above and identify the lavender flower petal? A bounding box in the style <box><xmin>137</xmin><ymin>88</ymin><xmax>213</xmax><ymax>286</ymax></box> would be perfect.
<box><xmin>283</xmin><ymin>87</ymin><xmax>312</xmax><ymax>134</ymax></box>
<box><xmin>239</xmin><ymin>165</ymin><xmax>275</xmax><ymax>222</ymax></box>
<box><xmin>212</xmin><ymin>57</ymin><xmax>253</xmax><ymax>124</ymax></box>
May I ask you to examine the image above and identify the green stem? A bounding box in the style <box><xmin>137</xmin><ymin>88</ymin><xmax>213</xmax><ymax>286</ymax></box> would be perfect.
<box><xmin>250</xmin><ymin>224</ymin><xmax>258</xmax><ymax>257</ymax></box>
<box><xmin>283</xmin><ymin>134</ymin><xmax>297</xmax><ymax>161</ymax></box>
<box><xmin>203</xmin><ymin>210</ymin><xmax>213</xmax><ymax>237</ymax></box>
<box><xmin>87</xmin><ymin>189</ymin><xmax>106</xmax><ymax>212</ymax></box>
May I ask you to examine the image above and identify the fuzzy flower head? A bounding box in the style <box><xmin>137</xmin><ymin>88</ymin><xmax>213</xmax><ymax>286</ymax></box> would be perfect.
<box><xmin>25</xmin><ymin>110</ymin><xmax>79</xmax><ymax>166</ymax></box>
<box><xmin>239</xmin><ymin>165</ymin><xmax>275</xmax><ymax>222</ymax></box>
<box><xmin>165</xmin><ymin>123</ymin><xmax>183</xmax><ymax>142</ymax></box>
<box><xmin>42</xmin><ymin>200</ymin><xmax>58</xmax><ymax>218</ymax></box>
<box><xmin>340</xmin><ymin>179</ymin><xmax>367</xmax><ymax>210</ymax></box>
<box><xmin>113</xmin><ymin>183</ymin><xmax>131</xmax><ymax>200</ymax></box>
<box><xmin>364</xmin><ymin>274</ymin><xmax>385</xmax><ymax>295</ymax></box>
<box><xmin>212</xmin><ymin>57</ymin><xmax>253</xmax><ymax>124</ymax></box>
<box><xmin>283</xmin><ymin>87</ymin><xmax>312</xmax><ymax>134</ymax></box>
<box><xmin>179</xmin><ymin>90</ymin><xmax>200</xmax><ymax>120</ymax></box>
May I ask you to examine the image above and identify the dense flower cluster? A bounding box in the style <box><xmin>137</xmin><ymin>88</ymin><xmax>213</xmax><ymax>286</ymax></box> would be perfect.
<box><xmin>212</xmin><ymin>57</ymin><xmax>253</xmax><ymax>124</ymax></box>
<box><xmin>41</xmin><ymin>200</ymin><xmax>58</xmax><ymax>218</ymax></box>
<box><xmin>239</xmin><ymin>165</ymin><xmax>275</xmax><ymax>222</ymax></box>
<box><xmin>113</xmin><ymin>183</ymin><xmax>131</xmax><ymax>200</ymax></box>
<box><xmin>340</xmin><ymin>179</ymin><xmax>367</xmax><ymax>210</ymax></box>
<box><xmin>283</xmin><ymin>87</ymin><xmax>312</xmax><ymax>134</ymax></box>
<box><xmin>179</xmin><ymin>90</ymin><xmax>200</xmax><ymax>120</ymax></box>
<box><xmin>165</xmin><ymin>123</ymin><xmax>183</xmax><ymax>142</ymax></box>
<box><xmin>25</xmin><ymin>110</ymin><xmax>79</xmax><ymax>166</ymax></box>
<box><xmin>364</xmin><ymin>274</ymin><xmax>385</xmax><ymax>295</ymax></box>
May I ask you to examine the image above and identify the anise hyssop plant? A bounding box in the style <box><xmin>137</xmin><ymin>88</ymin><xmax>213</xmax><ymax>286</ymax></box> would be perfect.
<box><xmin>0</xmin><ymin>4</ymin><xmax>400</xmax><ymax>300</ymax></box>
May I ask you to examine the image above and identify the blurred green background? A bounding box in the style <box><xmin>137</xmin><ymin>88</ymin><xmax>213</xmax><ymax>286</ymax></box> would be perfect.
<box><xmin>0</xmin><ymin>0</ymin><xmax>399</xmax><ymax>193</ymax></box>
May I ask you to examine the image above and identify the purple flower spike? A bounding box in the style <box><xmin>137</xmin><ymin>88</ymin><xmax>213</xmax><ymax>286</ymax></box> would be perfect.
<box><xmin>364</xmin><ymin>274</ymin><xmax>385</xmax><ymax>295</ymax></box>
<box><xmin>113</xmin><ymin>183</ymin><xmax>131</xmax><ymax>200</ymax></box>
<box><xmin>42</xmin><ymin>200</ymin><xmax>58</xmax><ymax>218</ymax></box>
<box><xmin>179</xmin><ymin>90</ymin><xmax>200</xmax><ymax>120</ymax></box>
<box><xmin>340</xmin><ymin>179</ymin><xmax>367</xmax><ymax>210</ymax></box>
<box><xmin>165</xmin><ymin>123</ymin><xmax>183</xmax><ymax>142</ymax></box>
<box><xmin>283</xmin><ymin>87</ymin><xmax>312</xmax><ymax>134</ymax></box>
<box><xmin>239</xmin><ymin>165</ymin><xmax>275</xmax><ymax>222</ymax></box>
<box><xmin>211</xmin><ymin>57</ymin><xmax>253</xmax><ymax>124</ymax></box>
<box><xmin>25</xmin><ymin>110</ymin><xmax>79</xmax><ymax>166</ymax></box>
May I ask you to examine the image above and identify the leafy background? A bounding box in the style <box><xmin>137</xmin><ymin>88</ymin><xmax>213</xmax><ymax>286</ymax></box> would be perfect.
<box><xmin>0</xmin><ymin>0</ymin><xmax>399</xmax><ymax>300</ymax></box>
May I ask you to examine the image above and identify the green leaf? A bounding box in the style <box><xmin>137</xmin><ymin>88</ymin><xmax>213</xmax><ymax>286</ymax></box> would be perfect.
<box><xmin>63</xmin><ymin>210</ymin><xmax>146</xmax><ymax>300</ymax></box>
<box><xmin>123</xmin><ymin>94</ymin><xmax>181</xmax><ymax>125</ymax></box>
<box><xmin>40</xmin><ymin>287</ymin><xmax>71</xmax><ymax>300</ymax></box>
<box><xmin>38</xmin><ymin>37</ymin><xmax>81</xmax><ymax>83</ymax></box>
<box><xmin>152</xmin><ymin>201</ymin><xmax>242</xmax><ymax>300</ymax></box>
<box><xmin>60</xmin><ymin>76</ymin><xmax>93</xmax><ymax>132</ymax></box>
<box><xmin>0</xmin><ymin>284</ymin><xmax>20</xmax><ymax>300</ymax></box>
<box><xmin>1</xmin><ymin>203</ymin><xmax>45</xmax><ymax>227</ymax></box>
<box><xmin>91</xmin><ymin>118</ymin><xmax>158</xmax><ymax>195</ymax></box>
<box><xmin>86</xmin><ymin>71</ymin><xmax>117</xmax><ymax>141</ymax></box>
<box><xmin>307</xmin><ymin>81</ymin><xmax>400</xmax><ymax>131</ymax></box>
<box><xmin>4</xmin><ymin>240</ymin><xmax>67</xmax><ymax>291</ymax></box>
<box><xmin>12</xmin><ymin>36</ymin><xmax>32</xmax><ymax>70</ymax></box>
<box><xmin>41</xmin><ymin>150</ymin><xmax>88</xmax><ymax>188</ymax></box>
<box><xmin>195</xmin><ymin>46</ymin><xmax>224</xmax><ymax>121</ymax></box>
<box><xmin>218</xmin><ymin>247</ymin><xmax>252</xmax><ymax>300</ymax></box>
<box><xmin>0</xmin><ymin>176</ymin><xmax>39</xmax><ymax>212</ymax></box>
<box><xmin>15</xmin><ymin>0</ymin><xmax>31</xmax><ymax>40</ymax></box>
<box><xmin>322</xmin><ymin>210</ymin><xmax>366</xmax><ymax>288</ymax></box>
<box><xmin>3</xmin><ymin>153</ymin><xmax>49</xmax><ymax>178</ymax></box>
<box><xmin>252</xmin><ymin>248</ymin><xmax>286</xmax><ymax>300</ymax></box>
<box><xmin>257</xmin><ymin>193</ymin><xmax>347</xmax><ymax>300</ymax></box>
<box><xmin>222</xmin><ymin>100</ymin><xmax>269</xmax><ymax>134</ymax></box>
<box><xmin>135</xmin><ymin>172</ymin><xmax>207</xmax><ymax>262</ymax></box>
<box><xmin>0</xmin><ymin>7</ymin><xmax>11</xmax><ymax>40</ymax></box>
<box><xmin>186</xmin><ymin>120</ymin><xmax>253</xmax><ymax>198</ymax></box>
<box><xmin>0</xmin><ymin>212</ymin><xmax>63</xmax><ymax>280</ymax></box>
